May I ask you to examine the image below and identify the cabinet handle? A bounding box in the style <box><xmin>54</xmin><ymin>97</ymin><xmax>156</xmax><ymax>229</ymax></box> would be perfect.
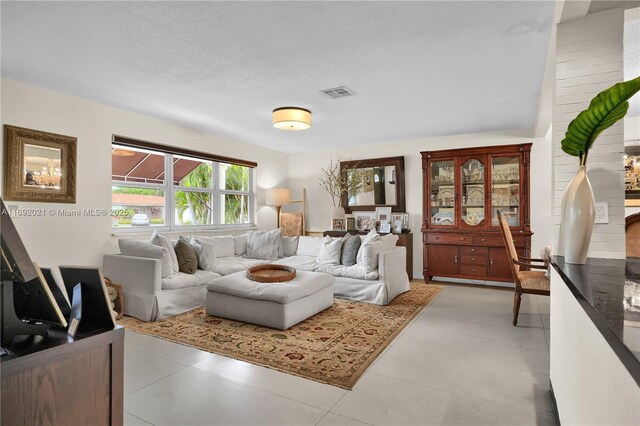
<box><xmin>460</xmin><ymin>237</ymin><xmax>465</xmax><ymax>241</ymax></box>
<box><xmin>481</xmin><ymin>238</ymin><xmax>486</xmax><ymax>242</ymax></box>
<box><xmin>454</xmin><ymin>255</ymin><xmax>459</xmax><ymax>264</ymax></box>
<box><xmin>471</xmin><ymin>257</ymin><xmax>476</xmax><ymax>261</ymax></box>
<box><xmin>490</xmin><ymin>258</ymin><xmax>493</xmax><ymax>266</ymax></box>
<box><xmin>471</xmin><ymin>248</ymin><xmax>476</xmax><ymax>252</ymax></box>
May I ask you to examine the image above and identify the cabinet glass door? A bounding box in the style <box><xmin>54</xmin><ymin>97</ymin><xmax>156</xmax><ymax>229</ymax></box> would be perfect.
<box><xmin>461</xmin><ymin>159</ymin><xmax>485</xmax><ymax>226</ymax></box>
<box><xmin>491</xmin><ymin>156</ymin><xmax>520</xmax><ymax>226</ymax></box>
<box><xmin>430</xmin><ymin>160</ymin><xmax>455</xmax><ymax>226</ymax></box>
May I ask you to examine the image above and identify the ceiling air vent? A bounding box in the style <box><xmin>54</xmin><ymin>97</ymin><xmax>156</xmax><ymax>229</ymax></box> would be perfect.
<box><xmin>320</xmin><ymin>86</ymin><xmax>356</xmax><ymax>99</ymax></box>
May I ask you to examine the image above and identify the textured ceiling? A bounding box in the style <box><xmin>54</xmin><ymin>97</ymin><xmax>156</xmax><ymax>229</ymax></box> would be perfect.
<box><xmin>1</xmin><ymin>1</ymin><xmax>555</xmax><ymax>153</ymax></box>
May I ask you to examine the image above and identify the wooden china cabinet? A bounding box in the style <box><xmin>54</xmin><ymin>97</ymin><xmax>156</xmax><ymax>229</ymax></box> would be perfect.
<box><xmin>421</xmin><ymin>143</ymin><xmax>532</xmax><ymax>284</ymax></box>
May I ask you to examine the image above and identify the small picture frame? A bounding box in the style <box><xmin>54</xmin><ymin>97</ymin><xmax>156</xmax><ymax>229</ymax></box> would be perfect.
<box><xmin>379</xmin><ymin>223</ymin><xmax>391</xmax><ymax>233</ymax></box>
<box><xmin>375</xmin><ymin>207</ymin><xmax>392</xmax><ymax>224</ymax></box>
<box><xmin>346</xmin><ymin>217</ymin><xmax>356</xmax><ymax>231</ymax></box>
<box><xmin>391</xmin><ymin>213</ymin><xmax>403</xmax><ymax>225</ymax></box>
<box><xmin>332</xmin><ymin>218</ymin><xmax>346</xmax><ymax>231</ymax></box>
<box><xmin>355</xmin><ymin>213</ymin><xmax>375</xmax><ymax>231</ymax></box>
<box><xmin>394</xmin><ymin>220</ymin><xmax>403</xmax><ymax>233</ymax></box>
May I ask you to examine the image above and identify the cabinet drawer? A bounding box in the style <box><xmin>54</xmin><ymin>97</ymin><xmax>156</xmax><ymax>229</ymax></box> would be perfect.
<box><xmin>472</xmin><ymin>234</ymin><xmax>526</xmax><ymax>247</ymax></box>
<box><xmin>459</xmin><ymin>264</ymin><xmax>488</xmax><ymax>277</ymax></box>
<box><xmin>426</xmin><ymin>234</ymin><xmax>470</xmax><ymax>244</ymax></box>
<box><xmin>460</xmin><ymin>246</ymin><xmax>488</xmax><ymax>256</ymax></box>
<box><xmin>460</xmin><ymin>255</ymin><xmax>487</xmax><ymax>265</ymax></box>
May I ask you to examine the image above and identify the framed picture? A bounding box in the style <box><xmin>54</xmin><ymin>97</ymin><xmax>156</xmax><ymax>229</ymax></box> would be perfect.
<box><xmin>332</xmin><ymin>218</ymin><xmax>346</xmax><ymax>231</ymax></box>
<box><xmin>346</xmin><ymin>217</ymin><xmax>356</xmax><ymax>230</ymax></box>
<box><xmin>391</xmin><ymin>213</ymin><xmax>404</xmax><ymax>225</ymax></box>
<box><xmin>379</xmin><ymin>223</ymin><xmax>391</xmax><ymax>233</ymax></box>
<box><xmin>394</xmin><ymin>220</ymin><xmax>403</xmax><ymax>233</ymax></box>
<box><xmin>375</xmin><ymin>206</ymin><xmax>392</xmax><ymax>224</ymax></box>
<box><xmin>355</xmin><ymin>212</ymin><xmax>375</xmax><ymax>231</ymax></box>
<box><xmin>3</xmin><ymin>125</ymin><xmax>77</xmax><ymax>203</ymax></box>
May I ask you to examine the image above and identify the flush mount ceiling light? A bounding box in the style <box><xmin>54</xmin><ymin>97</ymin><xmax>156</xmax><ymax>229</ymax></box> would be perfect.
<box><xmin>272</xmin><ymin>107</ymin><xmax>311</xmax><ymax>131</ymax></box>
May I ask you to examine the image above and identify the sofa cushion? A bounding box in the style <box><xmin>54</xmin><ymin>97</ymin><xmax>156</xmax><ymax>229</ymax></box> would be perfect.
<box><xmin>174</xmin><ymin>236</ymin><xmax>198</xmax><ymax>274</ymax></box>
<box><xmin>191</xmin><ymin>237</ymin><xmax>216</xmax><ymax>272</ymax></box>
<box><xmin>151</xmin><ymin>230</ymin><xmax>179</xmax><ymax>274</ymax></box>
<box><xmin>296</xmin><ymin>236</ymin><xmax>324</xmax><ymax>257</ymax></box>
<box><xmin>207</xmin><ymin>270</ymin><xmax>334</xmax><ymax>304</ymax></box>
<box><xmin>315</xmin><ymin>264</ymin><xmax>379</xmax><ymax>280</ymax></box>
<box><xmin>233</xmin><ymin>234</ymin><xmax>247</xmax><ymax>256</ymax></box>
<box><xmin>161</xmin><ymin>272</ymin><xmax>200</xmax><ymax>290</ymax></box>
<box><xmin>194</xmin><ymin>270</ymin><xmax>221</xmax><ymax>285</ymax></box>
<box><xmin>317</xmin><ymin>236</ymin><xmax>344</xmax><ymax>265</ymax></box>
<box><xmin>214</xmin><ymin>256</ymin><xmax>268</xmax><ymax>276</ymax></box>
<box><xmin>276</xmin><ymin>255</ymin><xmax>318</xmax><ymax>271</ymax></box>
<box><xmin>119</xmin><ymin>239</ymin><xmax>174</xmax><ymax>278</ymax></box>
<box><xmin>282</xmin><ymin>236</ymin><xmax>299</xmax><ymax>257</ymax></box>
<box><xmin>341</xmin><ymin>233</ymin><xmax>361</xmax><ymax>266</ymax></box>
<box><xmin>247</xmin><ymin>229</ymin><xmax>281</xmax><ymax>260</ymax></box>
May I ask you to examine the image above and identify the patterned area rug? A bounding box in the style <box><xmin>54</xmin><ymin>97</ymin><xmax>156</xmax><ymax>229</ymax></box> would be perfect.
<box><xmin>119</xmin><ymin>282</ymin><xmax>442</xmax><ymax>389</ymax></box>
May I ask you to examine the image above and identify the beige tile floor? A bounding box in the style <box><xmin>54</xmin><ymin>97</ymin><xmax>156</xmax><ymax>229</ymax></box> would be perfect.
<box><xmin>123</xmin><ymin>283</ymin><xmax>555</xmax><ymax>426</ymax></box>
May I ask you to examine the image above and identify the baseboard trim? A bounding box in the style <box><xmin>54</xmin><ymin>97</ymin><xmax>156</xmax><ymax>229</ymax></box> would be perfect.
<box><xmin>549</xmin><ymin>379</ymin><xmax>561</xmax><ymax>425</ymax></box>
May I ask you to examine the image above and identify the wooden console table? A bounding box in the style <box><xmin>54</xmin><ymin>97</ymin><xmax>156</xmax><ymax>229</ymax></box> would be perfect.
<box><xmin>323</xmin><ymin>230</ymin><xmax>413</xmax><ymax>279</ymax></box>
<box><xmin>1</xmin><ymin>326</ymin><xmax>124</xmax><ymax>426</ymax></box>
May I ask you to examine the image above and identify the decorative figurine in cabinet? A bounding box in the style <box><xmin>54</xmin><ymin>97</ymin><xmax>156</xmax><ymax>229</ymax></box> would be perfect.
<box><xmin>421</xmin><ymin>143</ymin><xmax>532</xmax><ymax>284</ymax></box>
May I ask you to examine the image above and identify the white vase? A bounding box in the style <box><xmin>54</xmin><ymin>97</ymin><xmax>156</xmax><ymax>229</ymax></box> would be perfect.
<box><xmin>331</xmin><ymin>206</ymin><xmax>346</xmax><ymax>219</ymax></box>
<box><xmin>560</xmin><ymin>165</ymin><xmax>595</xmax><ymax>264</ymax></box>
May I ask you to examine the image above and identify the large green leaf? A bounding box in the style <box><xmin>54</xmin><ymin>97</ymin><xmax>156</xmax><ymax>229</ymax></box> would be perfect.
<box><xmin>561</xmin><ymin>76</ymin><xmax>640</xmax><ymax>161</ymax></box>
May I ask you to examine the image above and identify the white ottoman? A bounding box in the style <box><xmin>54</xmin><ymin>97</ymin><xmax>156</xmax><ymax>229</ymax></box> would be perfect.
<box><xmin>206</xmin><ymin>270</ymin><xmax>334</xmax><ymax>330</ymax></box>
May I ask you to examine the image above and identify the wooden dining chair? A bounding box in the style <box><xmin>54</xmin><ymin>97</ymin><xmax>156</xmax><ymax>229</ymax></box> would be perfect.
<box><xmin>497</xmin><ymin>211</ymin><xmax>550</xmax><ymax>326</ymax></box>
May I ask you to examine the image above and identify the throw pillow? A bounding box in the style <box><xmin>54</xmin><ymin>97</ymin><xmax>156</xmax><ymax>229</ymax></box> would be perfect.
<box><xmin>317</xmin><ymin>236</ymin><xmax>344</xmax><ymax>265</ymax></box>
<box><xmin>212</xmin><ymin>235</ymin><xmax>235</xmax><ymax>257</ymax></box>
<box><xmin>356</xmin><ymin>230</ymin><xmax>379</xmax><ymax>264</ymax></box>
<box><xmin>173</xmin><ymin>237</ymin><xmax>198</xmax><ymax>274</ymax></box>
<box><xmin>190</xmin><ymin>237</ymin><xmax>216</xmax><ymax>272</ymax></box>
<box><xmin>233</xmin><ymin>234</ymin><xmax>247</xmax><ymax>256</ymax></box>
<box><xmin>118</xmin><ymin>239</ymin><xmax>173</xmax><ymax>278</ymax></box>
<box><xmin>282</xmin><ymin>236</ymin><xmax>299</xmax><ymax>257</ymax></box>
<box><xmin>358</xmin><ymin>234</ymin><xmax>398</xmax><ymax>273</ymax></box>
<box><xmin>151</xmin><ymin>230</ymin><xmax>179</xmax><ymax>274</ymax></box>
<box><xmin>341</xmin><ymin>233</ymin><xmax>361</xmax><ymax>266</ymax></box>
<box><xmin>246</xmin><ymin>228</ymin><xmax>282</xmax><ymax>260</ymax></box>
<box><xmin>296</xmin><ymin>236</ymin><xmax>325</xmax><ymax>257</ymax></box>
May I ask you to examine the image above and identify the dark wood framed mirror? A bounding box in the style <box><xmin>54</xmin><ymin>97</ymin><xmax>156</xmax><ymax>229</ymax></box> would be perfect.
<box><xmin>340</xmin><ymin>156</ymin><xmax>405</xmax><ymax>213</ymax></box>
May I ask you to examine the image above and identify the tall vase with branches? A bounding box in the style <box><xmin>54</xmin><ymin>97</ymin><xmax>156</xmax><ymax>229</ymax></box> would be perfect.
<box><xmin>319</xmin><ymin>159</ymin><xmax>365</xmax><ymax>219</ymax></box>
<box><xmin>560</xmin><ymin>76</ymin><xmax>640</xmax><ymax>264</ymax></box>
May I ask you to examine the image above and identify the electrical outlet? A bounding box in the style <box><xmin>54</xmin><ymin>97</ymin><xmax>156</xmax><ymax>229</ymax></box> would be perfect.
<box><xmin>595</xmin><ymin>202</ymin><xmax>609</xmax><ymax>224</ymax></box>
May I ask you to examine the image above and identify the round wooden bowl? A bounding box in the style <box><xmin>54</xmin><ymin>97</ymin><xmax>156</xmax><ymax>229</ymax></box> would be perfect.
<box><xmin>246</xmin><ymin>264</ymin><xmax>296</xmax><ymax>283</ymax></box>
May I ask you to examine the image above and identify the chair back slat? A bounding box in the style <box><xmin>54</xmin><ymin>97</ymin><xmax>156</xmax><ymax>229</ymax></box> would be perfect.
<box><xmin>497</xmin><ymin>211</ymin><xmax>522</xmax><ymax>290</ymax></box>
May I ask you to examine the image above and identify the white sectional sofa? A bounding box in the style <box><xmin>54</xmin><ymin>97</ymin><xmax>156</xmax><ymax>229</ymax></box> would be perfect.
<box><xmin>103</xmin><ymin>231</ymin><xmax>410</xmax><ymax>321</ymax></box>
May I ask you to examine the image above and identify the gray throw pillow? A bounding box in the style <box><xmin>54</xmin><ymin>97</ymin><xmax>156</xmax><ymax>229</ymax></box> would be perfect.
<box><xmin>173</xmin><ymin>237</ymin><xmax>198</xmax><ymax>274</ymax></box>
<box><xmin>341</xmin><ymin>233</ymin><xmax>361</xmax><ymax>266</ymax></box>
<box><xmin>282</xmin><ymin>236</ymin><xmax>299</xmax><ymax>257</ymax></box>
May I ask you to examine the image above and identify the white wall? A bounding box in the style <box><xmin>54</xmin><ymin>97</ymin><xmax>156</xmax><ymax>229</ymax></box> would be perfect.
<box><xmin>553</xmin><ymin>8</ymin><xmax>626</xmax><ymax>259</ymax></box>
<box><xmin>0</xmin><ymin>78</ymin><xmax>289</xmax><ymax>267</ymax></box>
<box><xmin>288</xmin><ymin>128</ymin><xmax>553</xmax><ymax>279</ymax></box>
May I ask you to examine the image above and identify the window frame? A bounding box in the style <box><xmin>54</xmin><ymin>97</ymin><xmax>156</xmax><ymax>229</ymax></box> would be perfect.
<box><xmin>111</xmin><ymin>141</ymin><xmax>256</xmax><ymax>234</ymax></box>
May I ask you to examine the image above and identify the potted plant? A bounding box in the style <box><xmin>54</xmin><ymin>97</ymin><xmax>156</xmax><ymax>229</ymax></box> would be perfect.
<box><xmin>560</xmin><ymin>76</ymin><xmax>640</xmax><ymax>264</ymax></box>
<box><xmin>319</xmin><ymin>159</ymin><xmax>365</xmax><ymax>219</ymax></box>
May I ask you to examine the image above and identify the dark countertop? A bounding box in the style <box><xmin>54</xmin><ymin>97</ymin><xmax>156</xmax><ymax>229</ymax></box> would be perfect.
<box><xmin>550</xmin><ymin>256</ymin><xmax>640</xmax><ymax>386</ymax></box>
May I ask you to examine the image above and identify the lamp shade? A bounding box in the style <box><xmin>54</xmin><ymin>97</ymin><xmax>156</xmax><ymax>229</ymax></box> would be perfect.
<box><xmin>266</xmin><ymin>188</ymin><xmax>291</xmax><ymax>206</ymax></box>
<box><xmin>273</xmin><ymin>107</ymin><xmax>311</xmax><ymax>130</ymax></box>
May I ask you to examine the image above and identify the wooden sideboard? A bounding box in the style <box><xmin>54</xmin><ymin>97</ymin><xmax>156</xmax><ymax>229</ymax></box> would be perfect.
<box><xmin>323</xmin><ymin>230</ymin><xmax>413</xmax><ymax>279</ymax></box>
<box><xmin>421</xmin><ymin>144</ymin><xmax>532</xmax><ymax>284</ymax></box>
<box><xmin>1</xmin><ymin>326</ymin><xmax>124</xmax><ymax>425</ymax></box>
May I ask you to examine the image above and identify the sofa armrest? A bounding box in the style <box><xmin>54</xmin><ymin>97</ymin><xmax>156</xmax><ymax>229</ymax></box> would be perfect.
<box><xmin>103</xmin><ymin>254</ymin><xmax>162</xmax><ymax>321</ymax></box>
<box><xmin>378</xmin><ymin>247</ymin><xmax>411</xmax><ymax>304</ymax></box>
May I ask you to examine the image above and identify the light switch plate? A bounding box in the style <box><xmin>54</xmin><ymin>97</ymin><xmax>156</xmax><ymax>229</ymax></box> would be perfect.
<box><xmin>595</xmin><ymin>202</ymin><xmax>609</xmax><ymax>224</ymax></box>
